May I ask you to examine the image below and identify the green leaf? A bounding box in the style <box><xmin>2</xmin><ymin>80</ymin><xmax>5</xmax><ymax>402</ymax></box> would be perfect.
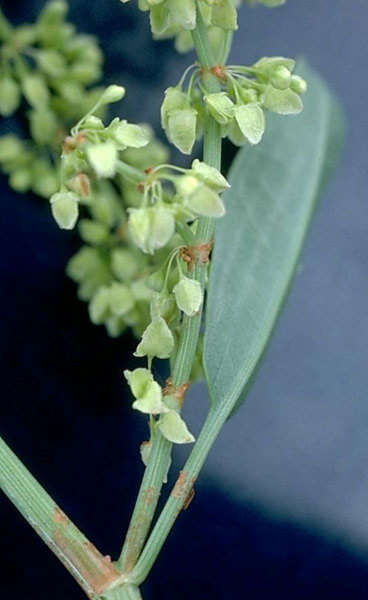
<box><xmin>203</xmin><ymin>60</ymin><xmax>344</xmax><ymax>420</ymax></box>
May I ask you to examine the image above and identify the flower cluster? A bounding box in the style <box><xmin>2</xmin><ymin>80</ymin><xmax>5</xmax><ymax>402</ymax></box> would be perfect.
<box><xmin>0</xmin><ymin>1</ymin><xmax>104</xmax><ymax>197</ymax></box>
<box><xmin>48</xmin><ymin>89</ymin><xmax>229</xmax><ymax>444</ymax></box>
<box><xmin>121</xmin><ymin>0</ymin><xmax>239</xmax><ymax>37</ymax></box>
<box><xmin>160</xmin><ymin>56</ymin><xmax>307</xmax><ymax>154</ymax></box>
<box><xmin>120</xmin><ymin>0</ymin><xmax>286</xmax><ymax>53</ymax></box>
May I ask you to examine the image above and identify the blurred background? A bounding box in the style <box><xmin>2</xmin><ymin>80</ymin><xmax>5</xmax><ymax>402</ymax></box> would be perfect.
<box><xmin>1</xmin><ymin>0</ymin><xmax>368</xmax><ymax>598</ymax></box>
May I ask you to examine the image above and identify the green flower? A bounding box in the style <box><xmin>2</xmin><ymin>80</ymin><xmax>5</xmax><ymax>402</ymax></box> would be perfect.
<box><xmin>50</xmin><ymin>191</ymin><xmax>79</xmax><ymax>229</ymax></box>
<box><xmin>0</xmin><ymin>76</ymin><xmax>20</xmax><ymax>116</ymax></box>
<box><xmin>128</xmin><ymin>206</ymin><xmax>175</xmax><ymax>255</ymax></box>
<box><xmin>158</xmin><ymin>410</ymin><xmax>195</xmax><ymax>444</ymax></box>
<box><xmin>134</xmin><ymin>316</ymin><xmax>174</xmax><ymax>359</ymax></box>
<box><xmin>124</xmin><ymin>368</ymin><xmax>168</xmax><ymax>415</ymax></box>
<box><xmin>173</xmin><ymin>277</ymin><xmax>203</xmax><ymax>316</ymax></box>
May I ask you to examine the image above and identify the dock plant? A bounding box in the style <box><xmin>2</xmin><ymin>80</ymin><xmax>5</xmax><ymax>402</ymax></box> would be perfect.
<box><xmin>0</xmin><ymin>1</ymin><xmax>343</xmax><ymax>598</ymax></box>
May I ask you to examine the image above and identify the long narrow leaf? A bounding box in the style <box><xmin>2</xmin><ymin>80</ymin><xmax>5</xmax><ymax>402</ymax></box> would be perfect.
<box><xmin>204</xmin><ymin>60</ymin><xmax>344</xmax><ymax>418</ymax></box>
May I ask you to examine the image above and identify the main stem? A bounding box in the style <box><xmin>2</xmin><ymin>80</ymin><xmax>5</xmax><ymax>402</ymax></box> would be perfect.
<box><xmin>117</xmin><ymin>8</ymin><xmax>223</xmax><ymax>576</ymax></box>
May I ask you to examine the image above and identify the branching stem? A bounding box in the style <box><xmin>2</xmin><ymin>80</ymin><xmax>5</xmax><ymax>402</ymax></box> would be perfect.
<box><xmin>117</xmin><ymin>6</ymin><xmax>225</xmax><ymax>585</ymax></box>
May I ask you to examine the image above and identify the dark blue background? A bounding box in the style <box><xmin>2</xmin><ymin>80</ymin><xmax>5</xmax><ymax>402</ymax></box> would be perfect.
<box><xmin>1</xmin><ymin>1</ymin><xmax>368</xmax><ymax>598</ymax></box>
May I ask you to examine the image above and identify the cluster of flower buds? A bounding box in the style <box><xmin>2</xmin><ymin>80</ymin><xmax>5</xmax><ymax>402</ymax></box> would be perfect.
<box><xmin>49</xmin><ymin>84</ymin><xmax>151</xmax><ymax>229</ymax></box>
<box><xmin>120</xmin><ymin>0</ymin><xmax>286</xmax><ymax>53</ymax></box>
<box><xmin>52</xmin><ymin>85</ymin><xmax>229</xmax><ymax>331</ymax></box>
<box><xmin>0</xmin><ymin>1</ymin><xmax>106</xmax><ymax>197</ymax></box>
<box><xmin>120</xmin><ymin>0</ymin><xmax>239</xmax><ymax>39</ymax></box>
<box><xmin>124</xmin><ymin>368</ymin><xmax>195</xmax><ymax>444</ymax></box>
<box><xmin>159</xmin><ymin>56</ymin><xmax>307</xmax><ymax>153</ymax></box>
<box><xmin>48</xmin><ymin>83</ymin><xmax>231</xmax><ymax>444</ymax></box>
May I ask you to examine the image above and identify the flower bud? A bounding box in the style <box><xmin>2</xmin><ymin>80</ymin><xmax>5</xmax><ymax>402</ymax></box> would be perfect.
<box><xmin>191</xmin><ymin>159</ymin><xmax>230</xmax><ymax>192</ymax></box>
<box><xmin>22</xmin><ymin>74</ymin><xmax>50</xmax><ymax>107</ymax></box>
<box><xmin>189</xmin><ymin>185</ymin><xmax>225</xmax><ymax>217</ymax></box>
<box><xmin>13</xmin><ymin>25</ymin><xmax>37</xmax><ymax>48</ymax></box>
<box><xmin>124</xmin><ymin>368</ymin><xmax>168</xmax><ymax>415</ymax></box>
<box><xmin>109</xmin><ymin>282</ymin><xmax>135</xmax><ymax>316</ymax></box>
<box><xmin>225</xmin><ymin>119</ymin><xmax>247</xmax><ymax>146</ymax></box>
<box><xmin>87</xmin><ymin>141</ymin><xmax>118</xmax><ymax>178</ymax></box>
<box><xmin>234</xmin><ymin>103</ymin><xmax>265</xmax><ymax>145</ymax></box>
<box><xmin>167</xmin><ymin>0</ymin><xmax>196</xmax><ymax>30</ymax></box>
<box><xmin>158</xmin><ymin>410</ymin><xmax>195</xmax><ymax>444</ymax></box>
<box><xmin>175</xmin><ymin>30</ymin><xmax>194</xmax><ymax>53</ymax></box>
<box><xmin>150</xmin><ymin>292</ymin><xmax>177</xmax><ymax>323</ymax></box>
<box><xmin>89</xmin><ymin>286</ymin><xmax>111</xmax><ymax>324</ymax></box>
<box><xmin>149</xmin><ymin>3</ymin><xmax>170</xmax><ymax>36</ymax></box>
<box><xmin>83</xmin><ymin>115</ymin><xmax>104</xmax><ymax>130</ymax></box>
<box><xmin>147</xmin><ymin>269</ymin><xmax>165</xmax><ymax>292</ymax></box>
<box><xmin>177</xmin><ymin>177</ymin><xmax>225</xmax><ymax>218</ymax></box>
<box><xmin>29</xmin><ymin>109</ymin><xmax>58</xmax><ymax>145</ymax></box>
<box><xmin>111</xmin><ymin>248</ymin><xmax>140</xmax><ymax>282</ymax></box>
<box><xmin>134</xmin><ymin>316</ymin><xmax>174</xmax><ymax>359</ymax></box>
<box><xmin>263</xmin><ymin>86</ymin><xmax>303</xmax><ymax>115</ymax></box>
<box><xmin>64</xmin><ymin>34</ymin><xmax>102</xmax><ymax>63</ymax></box>
<box><xmin>105</xmin><ymin>316</ymin><xmax>126</xmax><ymax>338</ymax></box>
<box><xmin>211</xmin><ymin>0</ymin><xmax>238</xmax><ymax>31</ymax></box>
<box><xmin>100</xmin><ymin>84</ymin><xmax>126</xmax><ymax>105</ymax></box>
<box><xmin>69</xmin><ymin>61</ymin><xmax>101</xmax><ymax>84</ymax></box>
<box><xmin>270</xmin><ymin>65</ymin><xmax>291</xmax><ymax>90</ymax></box>
<box><xmin>161</xmin><ymin>87</ymin><xmax>188</xmax><ymax>131</ymax></box>
<box><xmin>0</xmin><ymin>135</ymin><xmax>23</xmax><ymax>165</ymax></box>
<box><xmin>0</xmin><ymin>76</ymin><xmax>20</xmax><ymax>116</ymax></box>
<box><xmin>66</xmin><ymin>246</ymin><xmax>102</xmax><ymax>282</ymax></box>
<box><xmin>38</xmin><ymin>1</ymin><xmax>68</xmax><ymax>26</ymax></box>
<box><xmin>253</xmin><ymin>56</ymin><xmax>295</xmax><ymax>78</ymax></box>
<box><xmin>131</xmin><ymin>279</ymin><xmax>153</xmax><ymax>302</ymax></box>
<box><xmin>290</xmin><ymin>75</ymin><xmax>307</xmax><ymax>95</ymax></box>
<box><xmin>50</xmin><ymin>191</ymin><xmax>79</xmax><ymax>230</ymax></box>
<box><xmin>9</xmin><ymin>168</ymin><xmax>32</xmax><ymax>193</ymax></box>
<box><xmin>128</xmin><ymin>206</ymin><xmax>175</xmax><ymax>255</ymax></box>
<box><xmin>239</xmin><ymin>87</ymin><xmax>259</xmax><ymax>104</ymax></box>
<box><xmin>37</xmin><ymin>49</ymin><xmax>66</xmax><ymax>78</ymax></box>
<box><xmin>78</xmin><ymin>219</ymin><xmax>109</xmax><ymax>245</ymax></box>
<box><xmin>111</xmin><ymin>120</ymin><xmax>149</xmax><ymax>148</ymax></box>
<box><xmin>167</xmin><ymin>108</ymin><xmax>197</xmax><ymax>155</ymax></box>
<box><xmin>173</xmin><ymin>277</ymin><xmax>203</xmax><ymax>316</ymax></box>
<box><xmin>91</xmin><ymin>180</ymin><xmax>123</xmax><ymax>226</ymax></box>
<box><xmin>32</xmin><ymin>164</ymin><xmax>58</xmax><ymax>198</ymax></box>
<box><xmin>204</xmin><ymin>92</ymin><xmax>234</xmax><ymax>125</ymax></box>
<box><xmin>77</xmin><ymin>265</ymin><xmax>111</xmax><ymax>301</ymax></box>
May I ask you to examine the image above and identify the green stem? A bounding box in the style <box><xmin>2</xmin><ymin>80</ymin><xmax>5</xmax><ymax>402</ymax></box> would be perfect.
<box><xmin>116</xmin><ymin>161</ymin><xmax>145</xmax><ymax>184</ymax></box>
<box><xmin>129</xmin><ymin>404</ymin><xmax>230</xmax><ymax>585</ymax></box>
<box><xmin>104</xmin><ymin>584</ymin><xmax>143</xmax><ymax>600</ymax></box>
<box><xmin>121</xmin><ymin>585</ymin><xmax>143</xmax><ymax>600</ymax></box>
<box><xmin>0</xmin><ymin>437</ymin><xmax>121</xmax><ymax>598</ymax></box>
<box><xmin>117</xmin><ymin>433</ymin><xmax>171</xmax><ymax>572</ymax></box>
<box><xmin>117</xmin><ymin>6</ymin><xmax>223</xmax><ymax>576</ymax></box>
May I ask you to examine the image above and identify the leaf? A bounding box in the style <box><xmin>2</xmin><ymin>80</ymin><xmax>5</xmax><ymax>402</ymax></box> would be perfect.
<box><xmin>203</xmin><ymin>60</ymin><xmax>344</xmax><ymax>420</ymax></box>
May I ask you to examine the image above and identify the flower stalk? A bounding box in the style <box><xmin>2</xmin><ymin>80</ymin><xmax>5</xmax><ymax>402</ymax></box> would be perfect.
<box><xmin>117</xmin><ymin>7</ymin><xmax>223</xmax><ymax>576</ymax></box>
